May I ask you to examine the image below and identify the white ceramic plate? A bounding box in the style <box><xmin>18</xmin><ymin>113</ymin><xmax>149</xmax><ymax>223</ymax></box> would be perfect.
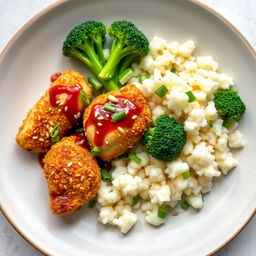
<box><xmin>0</xmin><ymin>0</ymin><xmax>255</xmax><ymax>255</ymax></box>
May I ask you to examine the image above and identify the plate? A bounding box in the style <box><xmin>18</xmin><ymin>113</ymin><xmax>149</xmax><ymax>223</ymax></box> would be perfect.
<box><xmin>0</xmin><ymin>0</ymin><xmax>255</xmax><ymax>255</ymax></box>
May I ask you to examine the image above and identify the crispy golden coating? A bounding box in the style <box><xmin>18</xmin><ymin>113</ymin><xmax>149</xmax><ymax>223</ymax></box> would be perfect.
<box><xmin>83</xmin><ymin>84</ymin><xmax>152</xmax><ymax>161</ymax></box>
<box><xmin>43</xmin><ymin>135</ymin><xmax>101</xmax><ymax>216</ymax></box>
<box><xmin>16</xmin><ymin>70</ymin><xmax>92</xmax><ymax>153</ymax></box>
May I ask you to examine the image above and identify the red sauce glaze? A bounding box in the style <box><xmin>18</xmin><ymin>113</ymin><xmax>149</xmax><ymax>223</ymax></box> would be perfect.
<box><xmin>50</xmin><ymin>72</ymin><xmax>62</xmax><ymax>82</ymax></box>
<box><xmin>85</xmin><ymin>97</ymin><xmax>142</xmax><ymax>147</ymax></box>
<box><xmin>74</xmin><ymin>132</ymin><xmax>88</xmax><ymax>148</ymax></box>
<box><xmin>38</xmin><ymin>153</ymin><xmax>45</xmax><ymax>169</ymax></box>
<box><xmin>49</xmin><ymin>84</ymin><xmax>82</xmax><ymax>123</ymax></box>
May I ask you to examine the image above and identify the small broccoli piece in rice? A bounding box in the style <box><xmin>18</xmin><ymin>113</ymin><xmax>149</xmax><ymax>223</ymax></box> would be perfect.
<box><xmin>213</xmin><ymin>89</ymin><xmax>246</xmax><ymax>128</ymax></box>
<box><xmin>144</xmin><ymin>115</ymin><xmax>186</xmax><ymax>162</ymax></box>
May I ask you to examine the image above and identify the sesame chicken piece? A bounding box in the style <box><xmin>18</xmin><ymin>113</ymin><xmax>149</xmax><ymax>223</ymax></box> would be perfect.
<box><xmin>43</xmin><ymin>135</ymin><xmax>101</xmax><ymax>216</ymax></box>
<box><xmin>83</xmin><ymin>84</ymin><xmax>152</xmax><ymax>161</ymax></box>
<box><xmin>16</xmin><ymin>70</ymin><xmax>92</xmax><ymax>153</ymax></box>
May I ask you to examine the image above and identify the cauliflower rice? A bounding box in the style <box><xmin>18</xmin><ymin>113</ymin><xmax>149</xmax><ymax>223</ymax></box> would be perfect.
<box><xmin>96</xmin><ymin>37</ymin><xmax>245</xmax><ymax>233</ymax></box>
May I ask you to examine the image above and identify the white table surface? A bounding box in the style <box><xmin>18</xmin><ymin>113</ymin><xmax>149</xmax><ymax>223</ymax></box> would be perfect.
<box><xmin>0</xmin><ymin>0</ymin><xmax>255</xmax><ymax>255</ymax></box>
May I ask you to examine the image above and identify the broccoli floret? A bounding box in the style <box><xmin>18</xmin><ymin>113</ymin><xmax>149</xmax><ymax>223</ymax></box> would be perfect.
<box><xmin>213</xmin><ymin>89</ymin><xmax>246</xmax><ymax>128</ymax></box>
<box><xmin>63</xmin><ymin>21</ymin><xmax>119</xmax><ymax>92</ymax></box>
<box><xmin>144</xmin><ymin>115</ymin><xmax>186</xmax><ymax>162</ymax></box>
<box><xmin>98</xmin><ymin>20</ymin><xmax>149</xmax><ymax>80</ymax></box>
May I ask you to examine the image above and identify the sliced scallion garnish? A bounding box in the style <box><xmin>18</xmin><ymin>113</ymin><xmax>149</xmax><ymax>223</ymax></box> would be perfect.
<box><xmin>112</xmin><ymin>110</ymin><xmax>127</xmax><ymax>122</ymax></box>
<box><xmin>132</xmin><ymin>195</ymin><xmax>141</xmax><ymax>207</ymax></box>
<box><xmin>50</xmin><ymin>124</ymin><xmax>60</xmax><ymax>142</ymax></box>
<box><xmin>80</xmin><ymin>90</ymin><xmax>90</xmax><ymax>106</ymax></box>
<box><xmin>100</xmin><ymin>168</ymin><xmax>112</xmax><ymax>182</ymax></box>
<box><xmin>104</xmin><ymin>103</ymin><xmax>116</xmax><ymax>113</ymax></box>
<box><xmin>138</xmin><ymin>74</ymin><xmax>150</xmax><ymax>83</ymax></box>
<box><xmin>182</xmin><ymin>171</ymin><xmax>190</xmax><ymax>180</ymax></box>
<box><xmin>155</xmin><ymin>85</ymin><xmax>168</xmax><ymax>98</ymax></box>
<box><xmin>157</xmin><ymin>207</ymin><xmax>167</xmax><ymax>219</ymax></box>
<box><xmin>91</xmin><ymin>146</ymin><xmax>101</xmax><ymax>157</ymax></box>
<box><xmin>128</xmin><ymin>154</ymin><xmax>142</xmax><ymax>164</ymax></box>
<box><xmin>181</xmin><ymin>201</ymin><xmax>190</xmax><ymax>210</ymax></box>
<box><xmin>186</xmin><ymin>91</ymin><xmax>196</xmax><ymax>103</ymax></box>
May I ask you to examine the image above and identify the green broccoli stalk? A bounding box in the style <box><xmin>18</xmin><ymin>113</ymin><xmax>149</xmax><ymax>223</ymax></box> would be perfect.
<box><xmin>98</xmin><ymin>20</ymin><xmax>149</xmax><ymax>80</ymax></box>
<box><xmin>213</xmin><ymin>89</ymin><xmax>246</xmax><ymax>128</ymax></box>
<box><xmin>144</xmin><ymin>115</ymin><xmax>186</xmax><ymax>162</ymax></box>
<box><xmin>62</xmin><ymin>21</ymin><xmax>119</xmax><ymax>92</ymax></box>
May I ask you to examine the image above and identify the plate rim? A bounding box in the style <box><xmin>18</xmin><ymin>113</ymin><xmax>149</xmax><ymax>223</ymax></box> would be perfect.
<box><xmin>0</xmin><ymin>0</ymin><xmax>255</xmax><ymax>255</ymax></box>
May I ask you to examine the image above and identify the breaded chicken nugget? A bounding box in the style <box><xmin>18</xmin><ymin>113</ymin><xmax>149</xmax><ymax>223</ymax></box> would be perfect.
<box><xmin>16</xmin><ymin>70</ymin><xmax>92</xmax><ymax>153</ymax></box>
<box><xmin>83</xmin><ymin>84</ymin><xmax>152</xmax><ymax>161</ymax></box>
<box><xmin>43</xmin><ymin>135</ymin><xmax>100</xmax><ymax>216</ymax></box>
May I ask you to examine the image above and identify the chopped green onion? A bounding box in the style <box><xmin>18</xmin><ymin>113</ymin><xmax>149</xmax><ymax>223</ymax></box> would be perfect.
<box><xmin>132</xmin><ymin>195</ymin><xmax>141</xmax><ymax>207</ymax></box>
<box><xmin>75</xmin><ymin>127</ymin><xmax>84</xmax><ymax>133</ymax></box>
<box><xmin>182</xmin><ymin>171</ymin><xmax>190</xmax><ymax>180</ymax></box>
<box><xmin>88</xmin><ymin>199</ymin><xmax>97</xmax><ymax>208</ymax></box>
<box><xmin>209</xmin><ymin>120</ymin><xmax>214</xmax><ymax>128</ymax></box>
<box><xmin>186</xmin><ymin>91</ymin><xmax>196</xmax><ymax>103</ymax></box>
<box><xmin>51</xmin><ymin>136</ymin><xmax>60</xmax><ymax>142</ymax></box>
<box><xmin>155</xmin><ymin>85</ymin><xmax>168</xmax><ymax>98</ymax></box>
<box><xmin>119</xmin><ymin>153</ymin><xmax>128</xmax><ymax>159</ymax></box>
<box><xmin>181</xmin><ymin>201</ymin><xmax>190</xmax><ymax>210</ymax></box>
<box><xmin>138</xmin><ymin>74</ymin><xmax>150</xmax><ymax>83</ymax></box>
<box><xmin>112</xmin><ymin>110</ymin><xmax>127</xmax><ymax>122</ymax></box>
<box><xmin>80</xmin><ymin>90</ymin><xmax>90</xmax><ymax>106</ymax></box>
<box><xmin>158</xmin><ymin>207</ymin><xmax>167</xmax><ymax>219</ymax></box>
<box><xmin>104</xmin><ymin>103</ymin><xmax>116</xmax><ymax>113</ymax></box>
<box><xmin>91</xmin><ymin>146</ymin><xmax>101</xmax><ymax>157</ymax></box>
<box><xmin>88</xmin><ymin>77</ymin><xmax>102</xmax><ymax>90</ymax></box>
<box><xmin>129</xmin><ymin>154</ymin><xmax>142</xmax><ymax>163</ymax></box>
<box><xmin>100</xmin><ymin>168</ymin><xmax>112</xmax><ymax>182</ymax></box>
<box><xmin>50</xmin><ymin>124</ymin><xmax>60</xmax><ymax>142</ymax></box>
<box><xmin>171</xmin><ymin>68</ymin><xmax>176</xmax><ymax>73</ymax></box>
<box><xmin>108</xmin><ymin>95</ymin><xmax>118</xmax><ymax>103</ymax></box>
<box><xmin>119</xmin><ymin>68</ymin><xmax>134</xmax><ymax>85</ymax></box>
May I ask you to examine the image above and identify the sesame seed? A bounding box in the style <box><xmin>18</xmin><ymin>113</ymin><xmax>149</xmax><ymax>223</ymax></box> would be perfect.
<box><xmin>50</xmin><ymin>171</ymin><xmax>54</xmax><ymax>176</ymax></box>
<box><xmin>80</xmin><ymin>176</ymin><xmax>85</xmax><ymax>182</ymax></box>
<box><xmin>123</xmin><ymin>99</ymin><xmax>128</xmax><ymax>104</ymax></box>
<box><xmin>63</xmin><ymin>168</ymin><xmax>68</xmax><ymax>173</ymax></box>
<box><xmin>132</xmin><ymin>115</ymin><xmax>138</xmax><ymax>119</ymax></box>
<box><xmin>80</xmin><ymin>187</ymin><xmax>85</xmax><ymax>190</ymax></box>
<box><xmin>45</xmin><ymin>132</ymin><xmax>50</xmax><ymax>138</ymax></box>
<box><xmin>64</xmin><ymin>106</ymin><xmax>68</xmax><ymax>112</ymax></box>
<box><xmin>69</xmin><ymin>177</ymin><xmax>73</xmax><ymax>183</ymax></box>
<box><xmin>67</xmin><ymin>162</ymin><xmax>73</xmax><ymax>167</ymax></box>
<box><xmin>96</xmin><ymin>131</ymin><xmax>100</xmax><ymax>134</ymax></box>
<box><xmin>74</xmin><ymin>112</ymin><xmax>81</xmax><ymax>119</ymax></box>
<box><xmin>39</xmin><ymin>138</ymin><xmax>44</xmax><ymax>142</ymax></box>
<box><xmin>94</xmin><ymin>112</ymin><xmax>99</xmax><ymax>118</ymax></box>
<box><xmin>117</xmin><ymin>127</ymin><xmax>124</xmax><ymax>133</ymax></box>
<box><xmin>78</xmin><ymin>162</ymin><xmax>82</xmax><ymax>167</ymax></box>
<box><xmin>49</xmin><ymin>121</ymin><xmax>54</xmax><ymax>125</ymax></box>
<box><xmin>125</xmin><ymin>110</ymin><xmax>129</xmax><ymax>115</ymax></box>
<box><xmin>59</xmin><ymin>102</ymin><xmax>64</xmax><ymax>106</ymax></box>
<box><xmin>106</xmin><ymin>114</ymin><xmax>110</xmax><ymax>118</ymax></box>
<box><xmin>63</xmin><ymin>185</ymin><xmax>68</xmax><ymax>190</ymax></box>
<box><xmin>58</xmin><ymin>109</ymin><xmax>62</xmax><ymax>112</ymax></box>
<box><xmin>105</xmin><ymin>140</ymin><xmax>109</xmax><ymax>145</ymax></box>
<box><xmin>97</xmin><ymin>116</ymin><xmax>104</xmax><ymax>120</ymax></box>
<box><xmin>97</xmin><ymin>122</ymin><xmax>103</xmax><ymax>126</ymax></box>
<box><xmin>56</xmin><ymin>100</ymin><xmax>60</xmax><ymax>105</ymax></box>
<box><xmin>32</xmin><ymin>136</ymin><xmax>38</xmax><ymax>140</ymax></box>
<box><xmin>75</xmin><ymin>174</ymin><xmax>81</xmax><ymax>177</ymax></box>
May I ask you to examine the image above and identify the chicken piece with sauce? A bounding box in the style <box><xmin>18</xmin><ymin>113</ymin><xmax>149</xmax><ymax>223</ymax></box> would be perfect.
<box><xmin>16</xmin><ymin>70</ymin><xmax>92</xmax><ymax>153</ymax></box>
<box><xmin>83</xmin><ymin>84</ymin><xmax>152</xmax><ymax>161</ymax></box>
<box><xmin>43</xmin><ymin>134</ymin><xmax>101</xmax><ymax>216</ymax></box>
